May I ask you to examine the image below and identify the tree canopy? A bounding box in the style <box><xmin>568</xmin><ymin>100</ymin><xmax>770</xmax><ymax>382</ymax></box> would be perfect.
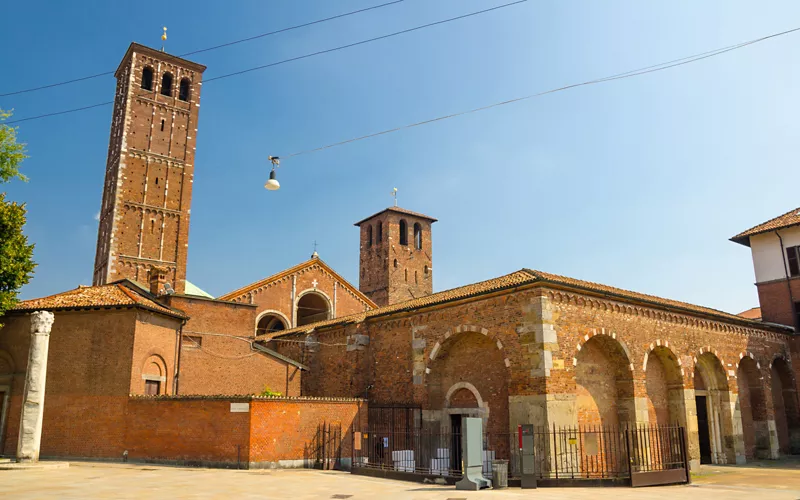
<box><xmin>0</xmin><ymin>109</ymin><xmax>35</xmax><ymax>322</ymax></box>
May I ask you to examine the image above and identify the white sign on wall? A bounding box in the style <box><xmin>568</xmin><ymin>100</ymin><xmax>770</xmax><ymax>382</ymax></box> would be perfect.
<box><xmin>230</xmin><ymin>402</ymin><xmax>250</xmax><ymax>413</ymax></box>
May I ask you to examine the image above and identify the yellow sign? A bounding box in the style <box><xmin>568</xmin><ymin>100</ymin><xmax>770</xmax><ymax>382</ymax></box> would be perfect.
<box><xmin>568</xmin><ymin>437</ymin><xmax>577</xmax><ymax>446</ymax></box>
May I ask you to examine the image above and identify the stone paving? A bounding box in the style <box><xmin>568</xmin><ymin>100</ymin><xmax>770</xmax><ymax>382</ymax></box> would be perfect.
<box><xmin>1</xmin><ymin>460</ymin><xmax>799</xmax><ymax>499</ymax></box>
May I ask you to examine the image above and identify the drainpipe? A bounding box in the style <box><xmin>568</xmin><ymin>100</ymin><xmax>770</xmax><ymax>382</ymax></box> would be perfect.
<box><xmin>776</xmin><ymin>232</ymin><xmax>798</xmax><ymax>331</ymax></box>
<box><xmin>174</xmin><ymin>319</ymin><xmax>187</xmax><ymax>395</ymax></box>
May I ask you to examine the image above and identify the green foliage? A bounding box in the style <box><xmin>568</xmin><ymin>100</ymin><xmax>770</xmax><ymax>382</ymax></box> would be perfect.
<box><xmin>258</xmin><ymin>386</ymin><xmax>282</xmax><ymax>397</ymax></box>
<box><xmin>0</xmin><ymin>109</ymin><xmax>35</xmax><ymax>322</ymax></box>
<box><xmin>0</xmin><ymin>109</ymin><xmax>28</xmax><ymax>183</ymax></box>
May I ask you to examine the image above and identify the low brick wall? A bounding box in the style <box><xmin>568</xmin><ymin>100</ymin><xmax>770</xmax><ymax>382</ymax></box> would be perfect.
<box><xmin>249</xmin><ymin>398</ymin><xmax>367</xmax><ymax>469</ymax></box>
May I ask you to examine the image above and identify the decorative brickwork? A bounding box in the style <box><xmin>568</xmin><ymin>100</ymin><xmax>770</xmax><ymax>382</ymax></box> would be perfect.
<box><xmin>93</xmin><ymin>43</ymin><xmax>206</xmax><ymax>294</ymax></box>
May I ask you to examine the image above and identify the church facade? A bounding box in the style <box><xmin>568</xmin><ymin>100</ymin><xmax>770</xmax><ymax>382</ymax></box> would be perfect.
<box><xmin>0</xmin><ymin>43</ymin><xmax>798</xmax><ymax>471</ymax></box>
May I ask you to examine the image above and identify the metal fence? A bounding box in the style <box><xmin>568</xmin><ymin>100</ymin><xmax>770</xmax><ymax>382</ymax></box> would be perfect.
<box><xmin>351</xmin><ymin>423</ymin><xmax>688</xmax><ymax>486</ymax></box>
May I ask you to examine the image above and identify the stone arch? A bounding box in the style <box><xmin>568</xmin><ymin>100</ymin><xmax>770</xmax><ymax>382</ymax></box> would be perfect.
<box><xmin>642</xmin><ymin>342</ymin><xmax>686</xmax><ymax>426</ymax></box>
<box><xmin>295</xmin><ymin>289</ymin><xmax>332</xmax><ymax>327</ymax></box>
<box><xmin>572</xmin><ymin>328</ymin><xmax>634</xmax><ymax>373</ymax></box>
<box><xmin>142</xmin><ymin>354</ymin><xmax>168</xmax><ymax>395</ymax></box>
<box><xmin>425</xmin><ymin>327</ymin><xmax>508</xmax><ymax>442</ymax></box>
<box><xmin>255</xmin><ymin>309</ymin><xmax>290</xmax><ymax>336</ymax></box>
<box><xmin>769</xmin><ymin>355</ymin><xmax>800</xmax><ymax>454</ymax></box>
<box><xmin>575</xmin><ymin>332</ymin><xmax>635</xmax><ymax>427</ymax></box>
<box><xmin>693</xmin><ymin>351</ymin><xmax>735</xmax><ymax>465</ymax></box>
<box><xmin>737</xmin><ymin>354</ymin><xmax>770</xmax><ymax>459</ymax></box>
<box><xmin>0</xmin><ymin>349</ymin><xmax>15</xmax><ymax>376</ymax></box>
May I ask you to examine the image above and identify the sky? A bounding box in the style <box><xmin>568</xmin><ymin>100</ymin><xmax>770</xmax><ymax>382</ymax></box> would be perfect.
<box><xmin>1</xmin><ymin>0</ymin><xmax>798</xmax><ymax>315</ymax></box>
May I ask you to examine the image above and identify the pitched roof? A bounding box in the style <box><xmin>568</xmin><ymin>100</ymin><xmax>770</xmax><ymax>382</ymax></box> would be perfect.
<box><xmin>731</xmin><ymin>207</ymin><xmax>800</xmax><ymax>246</ymax></box>
<box><xmin>261</xmin><ymin>268</ymin><xmax>782</xmax><ymax>339</ymax></box>
<box><xmin>185</xmin><ymin>280</ymin><xmax>214</xmax><ymax>299</ymax></box>
<box><xmin>737</xmin><ymin>307</ymin><xmax>762</xmax><ymax>320</ymax></box>
<box><xmin>217</xmin><ymin>257</ymin><xmax>377</xmax><ymax>308</ymax></box>
<box><xmin>9</xmin><ymin>281</ymin><xmax>186</xmax><ymax>319</ymax></box>
<box><xmin>354</xmin><ymin>206</ymin><xmax>437</xmax><ymax>226</ymax></box>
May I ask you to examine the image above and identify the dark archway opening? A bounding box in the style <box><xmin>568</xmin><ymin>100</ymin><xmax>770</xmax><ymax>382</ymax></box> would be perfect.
<box><xmin>297</xmin><ymin>293</ymin><xmax>330</xmax><ymax>326</ymax></box>
<box><xmin>256</xmin><ymin>314</ymin><xmax>287</xmax><ymax>336</ymax></box>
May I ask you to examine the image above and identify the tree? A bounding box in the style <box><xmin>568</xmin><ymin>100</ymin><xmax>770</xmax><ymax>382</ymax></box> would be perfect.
<box><xmin>0</xmin><ymin>109</ymin><xmax>35</xmax><ymax>323</ymax></box>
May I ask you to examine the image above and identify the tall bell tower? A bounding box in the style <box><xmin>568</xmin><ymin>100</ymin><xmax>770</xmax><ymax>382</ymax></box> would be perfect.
<box><xmin>355</xmin><ymin>207</ymin><xmax>436</xmax><ymax>306</ymax></box>
<box><xmin>93</xmin><ymin>43</ymin><xmax>206</xmax><ymax>293</ymax></box>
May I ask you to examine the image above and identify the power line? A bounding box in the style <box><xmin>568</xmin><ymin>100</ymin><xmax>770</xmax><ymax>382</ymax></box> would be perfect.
<box><xmin>0</xmin><ymin>0</ymin><xmax>406</xmax><ymax>98</ymax></box>
<box><xmin>5</xmin><ymin>0</ymin><xmax>528</xmax><ymax>124</ymax></box>
<box><xmin>279</xmin><ymin>26</ymin><xmax>800</xmax><ymax>158</ymax></box>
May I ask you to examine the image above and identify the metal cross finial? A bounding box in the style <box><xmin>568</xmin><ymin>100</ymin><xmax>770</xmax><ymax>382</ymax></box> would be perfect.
<box><xmin>313</xmin><ymin>240</ymin><xmax>318</xmax><ymax>253</ymax></box>
<box><xmin>391</xmin><ymin>187</ymin><xmax>398</xmax><ymax>207</ymax></box>
<box><xmin>161</xmin><ymin>27</ymin><xmax>168</xmax><ymax>52</ymax></box>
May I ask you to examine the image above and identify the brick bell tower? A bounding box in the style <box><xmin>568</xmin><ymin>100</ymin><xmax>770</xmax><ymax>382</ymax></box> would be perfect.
<box><xmin>93</xmin><ymin>43</ymin><xmax>206</xmax><ymax>294</ymax></box>
<box><xmin>355</xmin><ymin>206</ymin><xmax>436</xmax><ymax>306</ymax></box>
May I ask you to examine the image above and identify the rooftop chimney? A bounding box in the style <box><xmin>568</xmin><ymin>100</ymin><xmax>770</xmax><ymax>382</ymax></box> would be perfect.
<box><xmin>149</xmin><ymin>266</ymin><xmax>169</xmax><ymax>296</ymax></box>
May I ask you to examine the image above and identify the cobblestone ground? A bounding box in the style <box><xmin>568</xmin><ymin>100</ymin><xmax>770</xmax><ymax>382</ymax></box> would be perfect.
<box><xmin>0</xmin><ymin>460</ymin><xmax>799</xmax><ymax>499</ymax></box>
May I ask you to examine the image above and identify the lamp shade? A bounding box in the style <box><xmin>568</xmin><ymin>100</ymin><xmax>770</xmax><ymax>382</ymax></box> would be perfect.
<box><xmin>264</xmin><ymin>169</ymin><xmax>280</xmax><ymax>191</ymax></box>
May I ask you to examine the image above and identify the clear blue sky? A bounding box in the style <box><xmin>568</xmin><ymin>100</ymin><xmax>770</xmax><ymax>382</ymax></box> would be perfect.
<box><xmin>1</xmin><ymin>0</ymin><xmax>798</xmax><ymax>314</ymax></box>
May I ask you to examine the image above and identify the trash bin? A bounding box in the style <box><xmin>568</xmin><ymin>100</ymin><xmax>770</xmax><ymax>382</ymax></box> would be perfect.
<box><xmin>492</xmin><ymin>459</ymin><xmax>508</xmax><ymax>489</ymax></box>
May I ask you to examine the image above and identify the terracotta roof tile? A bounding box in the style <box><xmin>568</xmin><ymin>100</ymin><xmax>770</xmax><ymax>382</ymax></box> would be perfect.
<box><xmin>737</xmin><ymin>307</ymin><xmax>761</xmax><ymax>320</ymax></box>
<box><xmin>354</xmin><ymin>206</ymin><xmax>437</xmax><ymax>226</ymax></box>
<box><xmin>263</xmin><ymin>268</ymin><xmax>781</xmax><ymax>339</ymax></box>
<box><xmin>731</xmin><ymin>207</ymin><xmax>800</xmax><ymax>246</ymax></box>
<box><xmin>10</xmin><ymin>281</ymin><xmax>186</xmax><ymax>319</ymax></box>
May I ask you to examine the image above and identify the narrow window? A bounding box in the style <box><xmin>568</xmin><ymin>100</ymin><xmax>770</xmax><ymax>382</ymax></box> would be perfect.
<box><xmin>414</xmin><ymin>223</ymin><xmax>422</xmax><ymax>250</ymax></box>
<box><xmin>377</xmin><ymin>222</ymin><xmax>383</xmax><ymax>244</ymax></box>
<box><xmin>399</xmin><ymin>219</ymin><xmax>408</xmax><ymax>245</ymax></box>
<box><xmin>160</xmin><ymin>119</ymin><xmax>165</xmax><ymax>132</ymax></box>
<box><xmin>424</xmin><ymin>265</ymin><xmax>429</xmax><ymax>275</ymax></box>
<box><xmin>415</xmin><ymin>270</ymin><xmax>418</xmax><ymax>284</ymax></box>
<box><xmin>788</xmin><ymin>246</ymin><xmax>800</xmax><ymax>277</ymax></box>
<box><xmin>367</xmin><ymin>225</ymin><xmax>373</xmax><ymax>247</ymax></box>
<box><xmin>150</xmin><ymin>219</ymin><xmax>155</xmax><ymax>234</ymax></box>
<box><xmin>795</xmin><ymin>301</ymin><xmax>800</xmax><ymax>330</ymax></box>
<box><xmin>405</xmin><ymin>269</ymin><xmax>408</xmax><ymax>282</ymax></box>
<box><xmin>178</xmin><ymin>78</ymin><xmax>191</xmax><ymax>101</ymax></box>
<box><xmin>161</xmin><ymin>72</ymin><xmax>173</xmax><ymax>96</ymax></box>
<box><xmin>393</xmin><ymin>259</ymin><xmax>398</xmax><ymax>269</ymax></box>
<box><xmin>361</xmin><ymin>268</ymin><xmax>365</xmax><ymax>278</ymax></box>
<box><xmin>155</xmin><ymin>177</ymin><xmax>159</xmax><ymax>185</ymax></box>
<box><xmin>144</xmin><ymin>380</ymin><xmax>160</xmax><ymax>395</ymax></box>
<box><xmin>141</xmin><ymin>67</ymin><xmax>154</xmax><ymax>90</ymax></box>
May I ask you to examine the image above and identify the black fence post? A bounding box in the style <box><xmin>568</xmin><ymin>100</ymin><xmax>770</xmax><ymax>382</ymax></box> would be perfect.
<box><xmin>680</xmin><ymin>426</ymin><xmax>691</xmax><ymax>484</ymax></box>
<box><xmin>624</xmin><ymin>428</ymin><xmax>633</xmax><ymax>486</ymax></box>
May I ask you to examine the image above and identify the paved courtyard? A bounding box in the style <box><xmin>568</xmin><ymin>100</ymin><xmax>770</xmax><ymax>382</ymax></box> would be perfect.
<box><xmin>1</xmin><ymin>460</ymin><xmax>799</xmax><ymax>499</ymax></box>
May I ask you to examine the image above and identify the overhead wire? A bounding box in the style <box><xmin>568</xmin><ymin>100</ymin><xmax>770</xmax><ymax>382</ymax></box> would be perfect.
<box><xmin>278</xmin><ymin>25</ymin><xmax>800</xmax><ymax>158</ymax></box>
<box><xmin>0</xmin><ymin>0</ymin><xmax>407</xmax><ymax>98</ymax></box>
<box><xmin>5</xmin><ymin>0</ymin><xmax>528</xmax><ymax>124</ymax></box>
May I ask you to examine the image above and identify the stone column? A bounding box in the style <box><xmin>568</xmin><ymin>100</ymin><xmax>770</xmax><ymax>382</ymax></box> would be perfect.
<box><xmin>16</xmin><ymin>311</ymin><xmax>55</xmax><ymax>463</ymax></box>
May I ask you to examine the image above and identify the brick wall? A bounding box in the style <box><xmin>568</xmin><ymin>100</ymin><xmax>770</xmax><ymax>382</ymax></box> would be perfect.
<box><xmin>125</xmin><ymin>397</ymin><xmax>250</xmax><ymax>466</ymax></box>
<box><xmin>249</xmin><ymin>398</ymin><xmax>366</xmax><ymax>467</ymax></box>
<box><xmin>164</xmin><ymin>295</ymin><xmax>302</xmax><ymax>396</ymax></box>
<box><xmin>757</xmin><ymin>277</ymin><xmax>800</xmax><ymax>328</ymax></box>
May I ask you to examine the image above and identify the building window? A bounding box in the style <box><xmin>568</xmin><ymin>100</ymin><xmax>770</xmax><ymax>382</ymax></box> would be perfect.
<box><xmin>787</xmin><ymin>246</ymin><xmax>800</xmax><ymax>277</ymax></box>
<box><xmin>178</xmin><ymin>78</ymin><xmax>191</xmax><ymax>101</ymax></box>
<box><xmin>377</xmin><ymin>222</ymin><xmax>383</xmax><ymax>243</ymax></box>
<box><xmin>141</xmin><ymin>67</ymin><xmax>154</xmax><ymax>90</ymax></box>
<box><xmin>415</xmin><ymin>270</ymin><xmax>418</xmax><ymax>284</ymax></box>
<box><xmin>296</xmin><ymin>292</ymin><xmax>331</xmax><ymax>326</ymax></box>
<box><xmin>367</xmin><ymin>225</ymin><xmax>373</xmax><ymax>247</ymax></box>
<box><xmin>414</xmin><ymin>223</ymin><xmax>422</xmax><ymax>250</ymax></box>
<box><xmin>160</xmin><ymin>119</ymin><xmax>165</xmax><ymax>132</ymax></box>
<box><xmin>393</xmin><ymin>259</ymin><xmax>398</xmax><ymax>268</ymax></box>
<box><xmin>183</xmin><ymin>335</ymin><xmax>202</xmax><ymax>349</ymax></box>
<box><xmin>161</xmin><ymin>73</ymin><xmax>173</xmax><ymax>96</ymax></box>
<box><xmin>424</xmin><ymin>265</ymin><xmax>429</xmax><ymax>275</ymax></box>
<box><xmin>795</xmin><ymin>301</ymin><xmax>800</xmax><ymax>329</ymax></box>
<box><xmin>405</xmin><ymin>269</ymin><xmax>408</xmax><ymax>282</ymax></box>
<box><xmin>399</xmin><ymin>219</ymin><xmax>408</xmax><ymax>245</ymax></box>
<box><xmin>144</xmin><ymin>380</ymin><xmax>160</xmax><ymax>395</ymax></box>
<box><xmin>256</xmin><ymin>314</ymin><xmax>287</xmax><ymax>336</ymax></box>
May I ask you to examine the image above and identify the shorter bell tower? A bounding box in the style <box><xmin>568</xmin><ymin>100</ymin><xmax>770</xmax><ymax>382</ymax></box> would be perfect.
<box><xmin>355</xmin><ymin>207</ymin><xmax>436</xmax><ymax>306</ymax></box>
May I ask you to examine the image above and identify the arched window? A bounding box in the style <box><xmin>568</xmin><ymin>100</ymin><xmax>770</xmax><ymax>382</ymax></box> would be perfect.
<box><xmin>178</xmin><ymin>78</ymin><xmax>191</xmax><ymax>101</ymax></box>
<box><xmin>424</xmin><ymin>265</ymin><xmax>429</xmax><ymax>275</ymax></box>
<box><xmin>404</xmin><ymin>269</ymin><xmax>408</xmax><ymax>282</ymax></box>
<box><xmin>141</xmin><ymin>67</ymin><xmax>154</xmax><ymax>90</ymax></box>
<box><xmin>366</xmin><ymin>225</ymin><xmax>373</xmax><ymax>247</ymax></box>
<box><xmin>415</xmin><ymin>270</ymin><xmax>418</xmax><ymax>284</ymax></box>
<box><xmin>399</xmin><ymin>219</ymin><xmax>408</xmax><ymax>245</ymax></box>
<box><xmin>256</xmin><ymin>314</ymin><xmax>287</xmax><ymax>336</ymax></box>
<box><xmin>161</xmin><ymin>72</ymin><xmax>173</xmax><ymax>96</ymax></box>
<box><xmin>297</xmin><ymin>292</ymin><xmax>331</xmax><ymax>326</ymax></box>
<box><xmin>376</xmin><ymin>222</ymin><xmax>383</xmax><ymax>244</ymax></box>
<box><xmin>393</xmin><ymin>259</ymin><xmax>398</xmax><ymax>268</ymax></box>
<box><xmin>413</xmin><ymin>223</ymin><xmax>422</xmax><ymax>250</ymax></box>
